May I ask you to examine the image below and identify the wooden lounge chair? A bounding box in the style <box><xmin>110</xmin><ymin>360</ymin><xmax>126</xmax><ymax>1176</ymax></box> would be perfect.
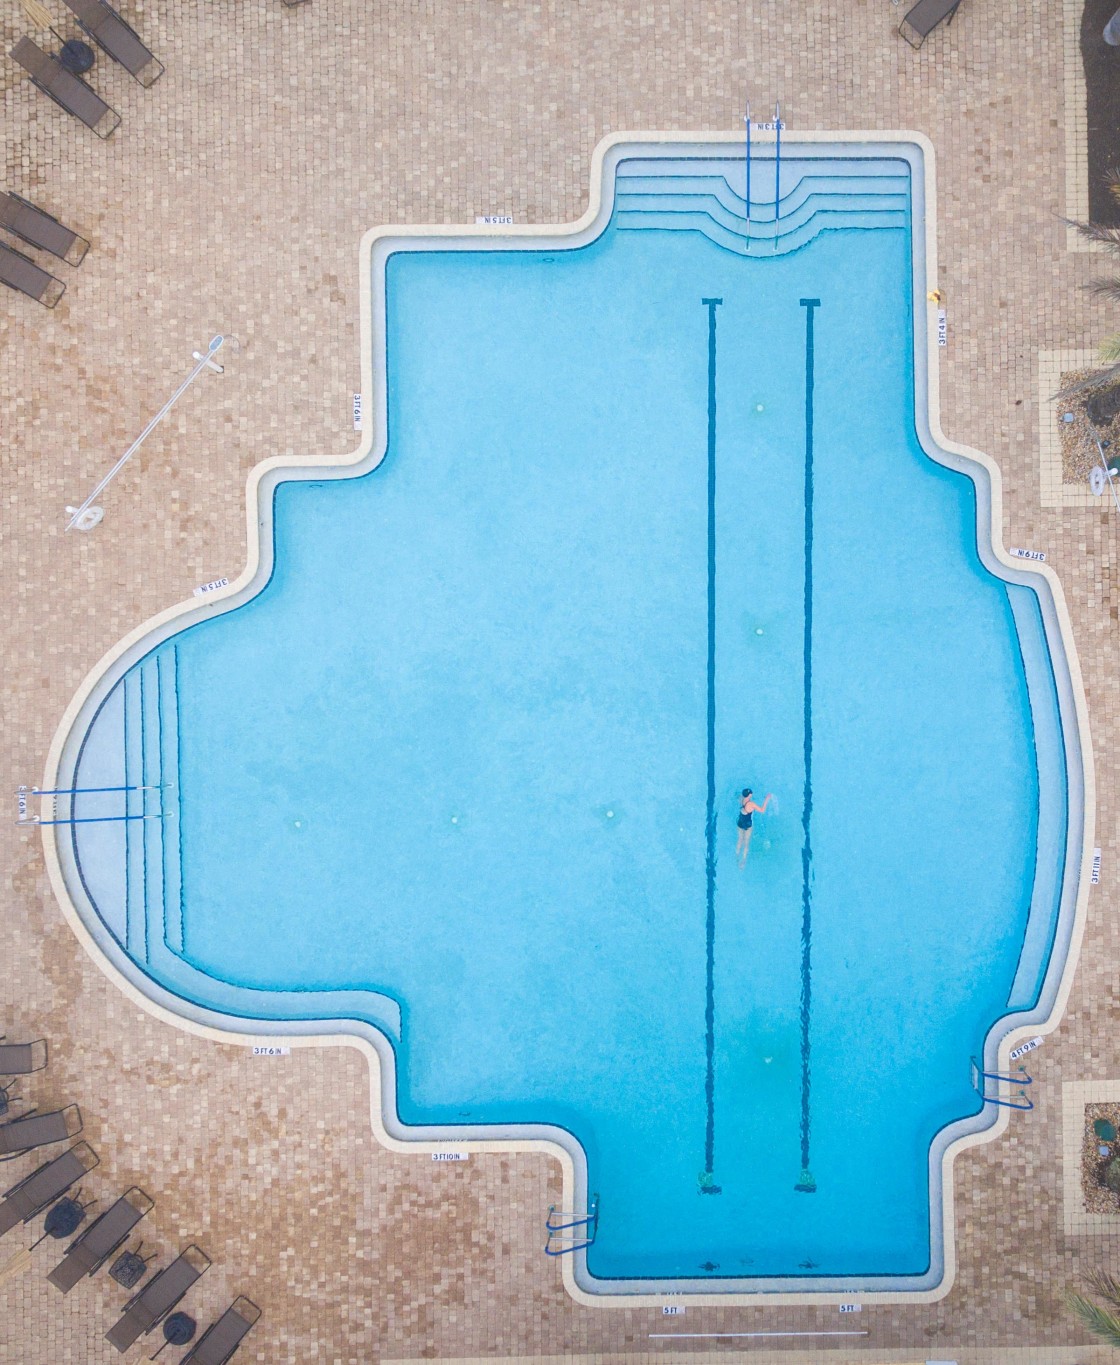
<box><xmin>9</xmin><ymin>37</ymin><xmax>120</xmax><ymax>138</ymax></box>
<box><xmin>899</xmin><ymin>0</ymin><xmax>966</xmax><ymax>48</ymax></box>
<box><xmin>0</xmin><ymin>1142</ymin><xmax>98</xmax><ymax>1237</ymax></box>
<box><xmin>106</xmin><ymin>1244</ymin><xmax>211</xmax><ymax>1352</ymax></box>
<box><xmin>60</xmin><ymin>0</ymin><xmax>163</xmax><ymax>85</ymax></box>
<box><xmin>0</xmin><ymin>1039</ymin><xmax>47</xmax><ymax>1075</ymax></box>
<box><xmin>0</xmin><ymin>242</ymin><xmax>66</xmax><ymax>308</ymax></box>
<box><xmin>0</xmin><ymin>1104</ymin><xmax>82</xmax><ymax>1160</ymax></box>
<box><xmin>48</xmin><ymin>1186</ymin><xmax>153</xmax><ymax>1293</ymax></box>
<box><xmin>180</xmin><ymin>1296</ymin><xmax>261</xmax><ymax>1365</ymax></box>
<box><xmin>0</xmin><ymin>192</ymin><xmax>88</xmax><ymax>265</ymax></box>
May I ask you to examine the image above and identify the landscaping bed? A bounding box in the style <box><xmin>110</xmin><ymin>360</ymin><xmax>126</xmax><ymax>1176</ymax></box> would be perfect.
<box><xmin>1082</xmin><ymin>1103</ymin><xmax>1120</xmax><ymax>1212</ymax></box>
<box><xmin>1058</xmin><ymin>370</ymin><xmax>1120</xmax><ymax>484</ymax></box>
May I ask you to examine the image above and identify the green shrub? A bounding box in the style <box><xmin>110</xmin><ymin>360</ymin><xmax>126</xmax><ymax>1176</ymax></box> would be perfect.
<box><xmin>1103</xmin><ymin>1157</ymin><xmax>1120</xmax><ymax>1194</ymax></box>
<box><xmin>1095</xmin><ymin>1118</ymin><xmax>1117</xmax><ymax>1142</ymax></box>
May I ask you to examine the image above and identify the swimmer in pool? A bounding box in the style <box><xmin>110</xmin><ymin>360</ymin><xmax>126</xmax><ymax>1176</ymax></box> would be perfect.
<box><xmin>736</xmin><ymin>787</ymin><xmax>773</xmax><ymax>868</ymax></box>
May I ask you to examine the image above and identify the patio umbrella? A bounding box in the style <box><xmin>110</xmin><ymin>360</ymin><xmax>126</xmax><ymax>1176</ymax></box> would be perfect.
<box><xmin>20</xmin><ymin>0</ymin><xmax>54</xmax><ymax>30</ymax></box>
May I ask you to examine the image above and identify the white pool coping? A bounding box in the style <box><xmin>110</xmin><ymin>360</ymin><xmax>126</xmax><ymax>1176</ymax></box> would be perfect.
<box><xmin>40</xmin><ymin>131</ymin><xmax>1095</xmax><ymax>1306</ymax></box>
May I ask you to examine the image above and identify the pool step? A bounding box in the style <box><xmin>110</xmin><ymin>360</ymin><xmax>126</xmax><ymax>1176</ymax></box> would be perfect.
<box><xmin>119</xmin><ymin>647</ymin><xmax>182</xmax><ymax>966</ymax></box>
<box><xmin>115</xmin><ymin>648</ymin><xmax>408</xmax><ymax>1043</ymax></box>
<box><xmin>615</xmin><ymin>166</ymin><xmax>910</xmax><ymax>255</ymax></box>
<box><xmin>617</xmin><ymin>170</ymin><xmax>910</xmax><ymax>222</ymax></box>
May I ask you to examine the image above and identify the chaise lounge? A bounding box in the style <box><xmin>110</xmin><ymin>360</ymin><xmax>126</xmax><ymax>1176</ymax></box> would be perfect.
<box><xmin>0</xmin><ymin>1104</ymin><xmax>82</xmax><ymax>1160</ymax></box>
<box><xmin>9</xmin><ymin>37</ymin><xmax>120</xmax><ymax>138</ymax></box>
<box><xmin>48</xmin><ymin>1186</ymin><xmax>153</xmax><ymax>1293</ymax></box>
<box><xmin>0</xmin><ymin>242</ymin><xmax>67</xmax><ymax>308</ymax></box>
<box><xmin>180</xmin><ymin>1296</ymin><xmax>261</xmax><ymax>1365</ymax></box>
<box><xmin>899</xmin><ymin>0</ymin><xmax>966</xmax><ymax>48</ymax></box>
<box><xmin>0</xmin><ymin>192</ymin><xmax>89</xmax><ymax>265</ymax></box>
<box><xmin>0</xmin><ymin>1039</ymin><xmax>47</xmax><ymax>1075</ymax></box>
<box><xmin>60</xmin><ymin>0</ymin><xmax>163</xmax><ymax>86</ymax></box>
<box><xmin>0</xmin><ymin>1142</ymin><xmax>99</xmax><ymax>1237</ymax></box>
<box><xmin>106</xmin><ymin>1244</ymin><xmax>211</xmax><ymax>1352</ymax></box>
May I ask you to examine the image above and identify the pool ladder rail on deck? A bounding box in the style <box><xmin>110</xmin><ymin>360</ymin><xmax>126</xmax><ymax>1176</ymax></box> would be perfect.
<box><xmin>544</xmin><ymin>1196</ymin><xmax>599</xmax><ymax>1256</ymax></box>
<box><xmin>971</xmin><ymin>1057</ymin><xmax>1034</xmax><ymax>1111</ymax></box>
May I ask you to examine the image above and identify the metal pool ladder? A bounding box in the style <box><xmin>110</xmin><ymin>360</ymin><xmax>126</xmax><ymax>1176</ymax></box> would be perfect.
<box><xmin>544</xmin><ymin>1196</ymin><xmax>599</xmax><ymax>1256</ymax></box>
<box><xmin>15</xmin><ymin>783</ymin><xmax>169</xmax><ymax>827</ymax></box>
<box><xmin>971</xmin><ymin>1057</ymin><xmax>1034</xmax><ymax>1111</ymax></box>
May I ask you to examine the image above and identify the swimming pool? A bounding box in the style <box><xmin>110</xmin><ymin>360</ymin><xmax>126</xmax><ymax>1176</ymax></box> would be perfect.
<box><xmin>45</xmin><ymin>135</ymin><xmax>1091</xmax><ymax>1299</ymax></box>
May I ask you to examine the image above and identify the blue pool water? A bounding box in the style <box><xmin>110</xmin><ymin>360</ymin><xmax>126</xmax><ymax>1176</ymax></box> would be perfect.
<box><xmin>62</xmin><ymin>150</ymin><xmax>1074</xmax><ymax>1289</ymax></box>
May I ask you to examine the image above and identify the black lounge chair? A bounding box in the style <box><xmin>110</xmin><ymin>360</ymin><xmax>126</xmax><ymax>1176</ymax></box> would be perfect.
<box><xmin>48</xmin><ymin>1186</ymin><xmax>153</xmax><ymax>1293</ymax></box>
<box><xmin>60</xmin><ymin>0</ymin><xmax>163</xmax><ymax>85</ymax></box>
<box><xmin>0</xmin><ymin>247</ymin><xmax>65</xmax><ymax>311</ymax></box>
<box><xmin>899</xmin><ymin>0</ymin><xmax>966</xmax><ymax>48</ymax></box>
<box><xmin>106</xmin><ymin>1244</ymin><xmax>210</xmax><ymax>1352</ymax></box>
<box><xmin>9</xmin><ymin>36</ymin><xmax>120</xmax><ymax>138</ymax></box>
<box><xmin>0</xmin><ymin>192</ymin><xmax>88</xmax><ymax>265</ymax></box>
<box><xmin>0</xmin><ymin>1039</ymin><xmax>47</xmax><ymax>1075</ymax></box>
<box><xmin>180</xmin><ymin>1296</ymin><xmax>261</xmax><ymax>1365</ymax></box>
<box><xmin>0</xmin><ymin>242</ymin><xmax>65</xmax><ymax>307</ymax></box>
<box><xmin>0</xmin><ymin>1142</ymin><xmax>98</xmax><ymax>1237</ymax></box>
<box><xmin>0</xmin><ymin>1104</ymin><xmax>82</xmax><ymax>1160</ymax></box>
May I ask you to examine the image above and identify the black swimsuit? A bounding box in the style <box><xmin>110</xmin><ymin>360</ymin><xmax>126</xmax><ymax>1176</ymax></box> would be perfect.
<box><xmin>738</xmin><ymin>807</ymin><xmax>752</xmax><ymax>831</ymax></box>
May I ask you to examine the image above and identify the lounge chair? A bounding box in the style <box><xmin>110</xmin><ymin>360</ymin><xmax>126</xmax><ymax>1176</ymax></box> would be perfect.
<box><xmin>0</xmin><ymin>1142</ymin><xmax>98</xmax><ymax>1237</ymax></box>
<box><xmin>60</xmin><ymin>0</ymin><xmax>163</xmax><ymax>85</ymax></box>
<box><xmin>0</xmin><ymin>192</ymin><xmax>89</xmax><ymax>265</ymax></box>
<box><xmin>0</xmin><ymin>242</ymin><xmax>65</xmax><ymax>307</ymax></box>
<box><xmin>899</xmin><ymin>0</ymin><xmax>966</xmax><ymax>48</ymax></box>
<box><xmin>9</xmin><ymin>37</ymin><xmax>120</xmax><ymax>138</ymax></box>
<box><xmin>0</xmin><ymin>1104</ymin><xmax>82</xmax><ymax>1160</ymax></box>
<box><xmin>0</xmin><ymin>1039</ymin><xmax>48</xmax><ymax>1075</ymax></box>
<box><xmin>48</xmin><ymin>1187</ymin><xmax>153</xmax><ymax>1293</ymax></box>
<box><xmin>180</xmin><ymin>1297</ymin><xmax>261</xmax><ymax>1365</ymax></box>
<box><xmin>106</xmin><ymin>1244</ymin><xmax>210</xmax><ymax>1352</ymax></box>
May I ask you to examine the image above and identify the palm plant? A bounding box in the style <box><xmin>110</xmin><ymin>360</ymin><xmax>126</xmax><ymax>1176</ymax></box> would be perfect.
<box><xmin>1060</xmin><ymin>169</ymin><xmax>1120</xmax><ymax>402</ymax></box>
<box><xmin>1067</xmin><ymin>1267</ymin><xmax>1120</xmax><ymax>1349</ymax></box>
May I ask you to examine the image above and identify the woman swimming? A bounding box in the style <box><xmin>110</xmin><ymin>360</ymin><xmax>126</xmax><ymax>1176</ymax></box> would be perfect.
<box><xmin>736</xmin><ymin>787</ymin><xmax>772</xmax><ymax>868</ymax></box>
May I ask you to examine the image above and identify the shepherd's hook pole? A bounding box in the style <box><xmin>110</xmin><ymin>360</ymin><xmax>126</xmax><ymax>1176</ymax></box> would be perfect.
<box><xmin>65</xmin><ymin>334</ymin><xmax>233</xmax><ymax>532</ymax></box>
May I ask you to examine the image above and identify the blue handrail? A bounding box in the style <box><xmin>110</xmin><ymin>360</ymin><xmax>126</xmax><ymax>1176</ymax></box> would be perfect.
<box><xmin>546</xmin><ymin>1212</ymin><xmax>595</xmax><ymax>1234</ymax></box>
<box><xmin>982</xmin><ymin>1091</ymin><xmax>1034</xmax><ymax>1111</ymax></box>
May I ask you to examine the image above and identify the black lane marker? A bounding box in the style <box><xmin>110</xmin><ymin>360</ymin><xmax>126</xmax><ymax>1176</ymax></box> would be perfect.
<box><xmin>796</xmin><ymin>298</ymin><xmax>820</xmax><ymax>1195</ymax></box>
<box><xmin>702</xmin><ymin>296</ymin><xmax>722</xmax><ymax>1192</ymax></box>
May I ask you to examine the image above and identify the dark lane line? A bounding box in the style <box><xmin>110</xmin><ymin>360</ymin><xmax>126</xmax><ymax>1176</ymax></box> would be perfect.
<box><xmin>702</xmin><ymin>295</ymin><xmax>722</xmax><ymax>1188</ymax></box>
<box><xmin>797</xmin><ymin>297</ymin><xmax>820</xmax><ymax>1194</ymax></box>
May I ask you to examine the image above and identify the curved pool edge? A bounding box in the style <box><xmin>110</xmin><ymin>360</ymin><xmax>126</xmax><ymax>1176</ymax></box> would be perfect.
<box><xmin>39</xmin><ymin>128</ymin><xmax>1096</xmax><ymax>1307</ymax></box>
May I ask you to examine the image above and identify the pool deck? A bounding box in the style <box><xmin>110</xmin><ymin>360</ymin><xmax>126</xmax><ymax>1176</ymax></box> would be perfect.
<box><xmin>2</xmin><ymin>1</ymin><xmax>1120</xmax><ymax>1361</ymax></box>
